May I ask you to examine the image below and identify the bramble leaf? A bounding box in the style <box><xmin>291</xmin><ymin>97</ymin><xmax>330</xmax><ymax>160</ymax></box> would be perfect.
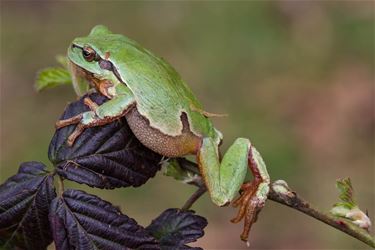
<box><xmin>0</xmin><ymin>162</ymin><xmax>56</xmax><ymax>250</ymax></box>
<box><xmin>35</xmin><ymin>67</ymin><xmax>72</xmax><ymax>91</ymax></box>
<box><xmin>335</xmin><ymin>178</ymin><xmax>355</xmax><ymax>208</ymax></box>
<box><xmin>146</xmin><ymin>208</ymin><xmax>208</xmax><ymax>250</ymax></box>
<box><xmin>164</xmin><ymin>159</ymin><xmax>200</xmax><ymax>184</ymax></box>
<box><xmin>49</xmin><ymin>93</ymin><xmax>162</xmax><ymax>189</ymax></box>
<box><xmin>49</xmin><ymin>189</ymin><xmax>159</xmax><ymax>250</ymax></box>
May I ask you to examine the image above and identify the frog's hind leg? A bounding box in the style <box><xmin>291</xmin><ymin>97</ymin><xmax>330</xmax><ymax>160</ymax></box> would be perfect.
<box><xmin>230</xmin><ymin>148</ymin><xmax>270</xmax><ymax>241</ymax></box>
<box><xmin>197</xmin><ymin>137</ymin><xmax>270</xmax><ymax>242</ymax></box>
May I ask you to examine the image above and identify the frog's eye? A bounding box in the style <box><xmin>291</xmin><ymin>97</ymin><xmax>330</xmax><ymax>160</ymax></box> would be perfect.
<box><xmin>82</xmin><ymin>46</ymin><xmax>97</xmax><ymax>62</ymax></box>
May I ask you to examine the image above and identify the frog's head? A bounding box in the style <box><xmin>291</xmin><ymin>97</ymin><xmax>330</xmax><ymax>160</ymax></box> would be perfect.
<box><xmin>67</xmin><ymin>25</ymin><xmax>124</xmax><ymax>84</ymax></box>
<box><xmin>68</xmin><ymin>25</ymin><xmax>174</xmax><ymax>93</ymax></box>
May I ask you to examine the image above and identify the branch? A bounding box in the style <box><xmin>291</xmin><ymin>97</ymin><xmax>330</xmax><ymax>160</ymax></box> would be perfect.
<box><xmin>176</xmin><ymin>158</ymin><xmax>375</xmax><ymax>248</ymax></box>
<box><xmin>269</xmin><ymin>180</ymin><xmax>375</xmax><ymax>248</ymax></box>
<box><xmin>182</xmin><ymin>185</ymin><xmax>207</xmax><ymax>211</ymax></box>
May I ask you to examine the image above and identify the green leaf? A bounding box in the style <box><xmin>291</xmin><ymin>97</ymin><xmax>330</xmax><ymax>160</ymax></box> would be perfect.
<box><xmin>164</xmin><ymin>159</ymin><xmax>200</xmax><ymax>184</ymax></box>
<box><xmin>330</xmin><ymin>177</ymin><xmax>372</xmax><ymax>230</ymax></box>
<box><xmin>336</xmin><ymin>178</ymin><xmax>355</xmax><ymax>207</ymax></box>
<box><xmin>35</xmin><ymin>67</ymin><xmax>72</xmax><ymax>91</ymax></box>
<box><xmin>36</xmin><ymin>55</ymin><xmax>91</xmax><ymax>96</ymax></box>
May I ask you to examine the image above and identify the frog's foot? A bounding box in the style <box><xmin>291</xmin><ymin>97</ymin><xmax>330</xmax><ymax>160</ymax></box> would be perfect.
<box><xmin>230</xmin><ymin>180</ymin><xmax>263</xmax><ymax>241</ymax></box>
<box><xmin>56</xmin><ymin>110</ymin><xmax>117</xmax><ymax>146</ymax></box>
<box><xmin>56</xmin><ymin>88</ymin><xmax>135</xmax><ymax>146</ymax></box>
<box><xmin>230</xmin><ymin>148</ymin><xmax>270</xmax><ymax>242</ymax></box>
<box><xmin>55</xmin><ymin>97</ymin><xmax>103</xmax><ymax>145</ymax></box>
<box><xmin>64</xmin><ymin>108</ymin><xmax>125</xmax><ymax>146</ymax></box>
<box><xmin>55</xmin><ymin>111</ymin><xmax>92</xmax><ymax>146</ymax></box>
<box><xmin>55</xmin><ymin>97</ymin><xmax>98</xmax><ymax>129</ymax></box>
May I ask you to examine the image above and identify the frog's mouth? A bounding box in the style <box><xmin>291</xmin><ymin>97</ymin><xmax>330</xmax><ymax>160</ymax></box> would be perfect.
<box><xmin>68</xmin><ymin>60</ymin><xmax>121</xmax><ymax>99</ymax></box>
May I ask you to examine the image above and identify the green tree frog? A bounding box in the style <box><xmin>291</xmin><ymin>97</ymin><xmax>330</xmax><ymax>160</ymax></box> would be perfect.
<box><xmin>56</xmin><ymin>25</ymin><xmax>270</xmax><ymax>242</ymax></box>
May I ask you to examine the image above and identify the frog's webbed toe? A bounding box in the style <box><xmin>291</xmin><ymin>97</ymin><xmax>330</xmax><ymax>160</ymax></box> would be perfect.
<box><xmin>83</xmin><ymin>97</ymin><xmax>99</xmax><ymax>112</ymax></box>
<box><xmin>55</xmin><ymin>113</ymin><xmax>83</xmax><ymax>129</ymax></box>
<box><xmin>230</xmin><ymin>147</ymin><xmax>270</xmax><ymax>242</ymax></box>
<box><xmin>55</xmin><ymin>96</ymin><xmax>98</xmax><ymax>129</ymax></box>
<box><xmin>55</xmin><ymin>96</ymin><xmax>105</xmax><ymax>146</ymax></box>
<box><xmin>231</xmin><ymin>181</ymin><xmax>264</xmax><ymax>242</ymax></box>
<box><xmin>55</xmin><ymin>113</ymin><xmax>89</xmax><ymax>146</ymax></box>
<box><xmin>67</xmin><ymin>123</ymin><xmax>86</xmax><ymax>146</ymax></box>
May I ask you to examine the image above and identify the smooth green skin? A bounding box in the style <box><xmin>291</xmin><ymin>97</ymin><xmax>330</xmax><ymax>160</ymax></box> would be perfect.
<box><xmin>67</xmin><ymin>25</ymin><xmax>270</xmax><ymax>207</ymax></box>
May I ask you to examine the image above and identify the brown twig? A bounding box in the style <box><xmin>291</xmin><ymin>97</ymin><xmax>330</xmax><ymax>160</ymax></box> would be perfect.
<box><xmin>178</xmin><ymin>159</ymin><xmax>375</xmax><ymax>248</ymax></box>
<box><xmin>268</xmin><ymin>181</ymin><xmax>375</xmax><ymax>248</ymax></box>
<box><xmin>182</xmin><ymin>185</ymin><xmax>207</xmax><ymax>211</ymax></box>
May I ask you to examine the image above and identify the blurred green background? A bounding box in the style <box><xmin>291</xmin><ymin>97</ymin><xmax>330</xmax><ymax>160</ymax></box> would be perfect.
<box><xmin>1</xmin><ymin>1</ymin><xmax>374</xmax><ymax>249</ymax></box>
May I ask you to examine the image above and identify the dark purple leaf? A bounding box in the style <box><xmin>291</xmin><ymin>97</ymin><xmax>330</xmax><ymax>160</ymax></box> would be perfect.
<box><xmin>0</xmin><ymin>162</ymin><xmax>56</xmax><ymax>250</ymax></box>
<box><xmin>49</xmin><ymin>93</ymin><xmax>162</xmax><ymax>189</ymax></box>
<box><xmin>49</xmin><ymin>189</ymin><xmax>159</xmax><ymax>250</ymax></box>
<box><xmin>146</xmin><ymin>208</ymin><xmax>208</xmax><ymax>250</ymax></box>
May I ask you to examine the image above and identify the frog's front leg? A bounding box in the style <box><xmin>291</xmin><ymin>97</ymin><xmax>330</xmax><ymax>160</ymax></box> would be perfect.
<box><xmin>56</xmin><ymin>87</ymin><xmax>135</xmax><ymax>146</ymax></box>
<box><xmin>197</xmin><ymin>137</ymin><xmax>270</xmax><ymax>241</ymax></box>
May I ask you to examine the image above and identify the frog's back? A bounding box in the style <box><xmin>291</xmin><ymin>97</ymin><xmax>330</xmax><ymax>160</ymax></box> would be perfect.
<box><xmin>93</xmin><ymin>34</ymin><xmax>219</xmax><ymax>141</ymax></box>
